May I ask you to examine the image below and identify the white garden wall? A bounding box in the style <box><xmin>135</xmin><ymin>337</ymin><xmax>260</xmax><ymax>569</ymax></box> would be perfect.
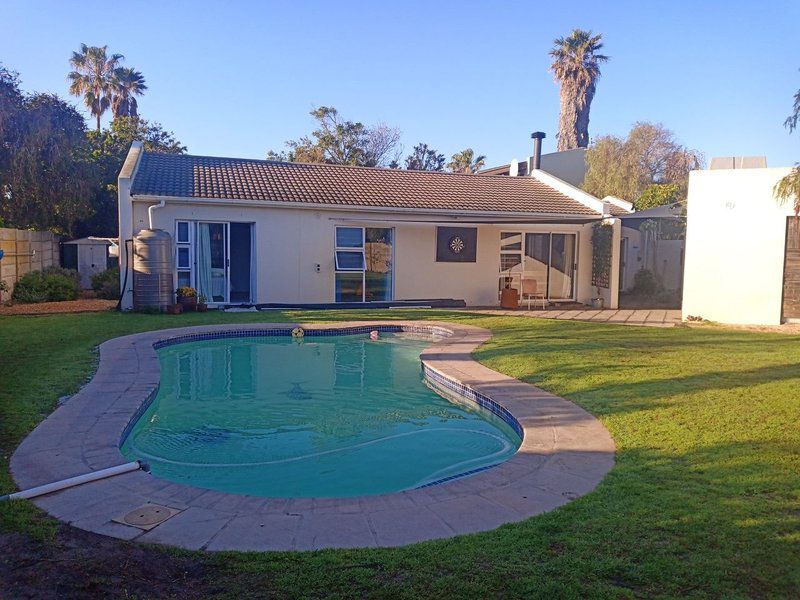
<box><xmin>682</xmin><ymin>167</ymin><xmax>794</xmax><ymax>325</ymax></box>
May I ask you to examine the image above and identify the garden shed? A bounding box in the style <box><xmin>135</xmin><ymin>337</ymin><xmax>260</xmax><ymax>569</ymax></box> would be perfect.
<box><xmin>61</xmin><ymin>237</ymin><xmax>117</xmax><ymax>288</ymax></box>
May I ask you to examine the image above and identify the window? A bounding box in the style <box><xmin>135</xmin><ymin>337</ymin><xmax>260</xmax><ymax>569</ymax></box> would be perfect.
<box><xmin>336</xmin><ymin>227</ymin><xmax>364</xmax><ymax>248</ymax></box>
<box><xmin>334</xmin><ymin>226</ymin><xmax>393</xmax><ymax>302</ymax></box>
<box><xmin>335</xmin><ymin>250</ymin><xmax>365</xmax><ymax>271</ymax></box>
<box><xmin>177</xmin><ymin>221</ymin><xmax>190</xmax><ymax>243</ymax></box>
<box><xmin>177</xmin><ymin>247</ymin><xmax>190</xmax><ymax>269</ymax></box>
<box><xmin>176</xmin><ymin>221</ymin><xmax>192</xmax><ymax>289</ymax></box>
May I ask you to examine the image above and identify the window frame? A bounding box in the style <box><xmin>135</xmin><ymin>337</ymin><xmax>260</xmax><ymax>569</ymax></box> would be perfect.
<box><xmin>334</xmin><ymin>226</ymin><xmax>394</xmax><ymax>302</ymax></box>
<box><xmin>498</xmin><ymin>230</ymin><xmax>579</xmax><ymax>301</ymax></box>
<box><xmin>334</xmin><ymin>250</ymin><xmax>366</xmax><ymax>271</ymax></box>
<box><xmin>176</xmin><ymin>220</ymin><xmax>194</xmax><ymax>289</ymax></box>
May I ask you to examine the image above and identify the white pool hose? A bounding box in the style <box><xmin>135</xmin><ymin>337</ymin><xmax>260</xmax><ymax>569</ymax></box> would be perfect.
<box><xmin>0</xmin><ymin>461</ymin><xmax>143</xmax><ymax>502</ymax></box>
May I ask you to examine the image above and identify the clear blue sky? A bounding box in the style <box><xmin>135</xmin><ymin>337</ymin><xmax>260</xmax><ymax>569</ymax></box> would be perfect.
<box><xmin>2</xmin><ymin>0</ymin><xmax>799</xmax><ymax>168</ymax></box>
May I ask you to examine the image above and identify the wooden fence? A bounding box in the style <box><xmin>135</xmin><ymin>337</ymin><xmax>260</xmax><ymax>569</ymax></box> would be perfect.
<box><xmin>0</xmin><ymin>227</ymin><xmax>61</xmax><ymax>300</ymax></box>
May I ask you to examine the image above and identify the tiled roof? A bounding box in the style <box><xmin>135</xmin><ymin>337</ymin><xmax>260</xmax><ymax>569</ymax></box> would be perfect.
<box><xmin>130</xmin><ymin>152</ymin><xmax>604</xmax><ymax>216</ymax></box>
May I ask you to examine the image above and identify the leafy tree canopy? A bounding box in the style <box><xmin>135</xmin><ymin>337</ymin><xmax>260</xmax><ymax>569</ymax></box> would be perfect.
<box><xmin>583</xmin><ymin>122</ymin><xmax>703</xmax><ymax>203</ymax></box>
<box><xmin>0</xmin><ymin>61</ymin><xmax>184</xmax><ymax>236</ymax></box>
<box><xmin>0</xmin><ymin>80</ymin><xmax>96</xmax><ymax>234</ymax></box>
<box><xmin>774</xmin><ymin>71</ymin><xmax>800</xmax><ymax>216</ymax></box>
<box><xmin>404</xmin><ymin>143</ymin><xmax>445</xmax><ymax>171</ymax></box>
<box><xmin>78</xmin><ymin>117</ymin><xmax>185</xmax><ymax>237</ymax></box>
<box><xmin>448</xmin><ymin>148</ymin><xmax>486</xmax><ymax>174</ymax></box>
<box><xmin>268</xmin><ymin>106</ymin><xmax>401</xmax><ymax>168</ymax></box>
<box><xmin>634</xmin><ymin>183</ymin><xmax>682</xmax><ymax>211</ymax></box>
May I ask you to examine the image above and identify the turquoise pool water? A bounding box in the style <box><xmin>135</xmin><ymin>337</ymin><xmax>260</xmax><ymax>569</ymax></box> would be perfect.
<box><xmin>121</xmin><ymin>333</ymin><xmax>521</xmax><ymax>497</ymax></box>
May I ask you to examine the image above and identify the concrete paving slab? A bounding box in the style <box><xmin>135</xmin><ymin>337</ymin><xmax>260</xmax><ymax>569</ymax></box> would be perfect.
<box><xmin>139</xmin><ymin>507</ymin><xmax>233</xmax><ymax>550</ymax></box>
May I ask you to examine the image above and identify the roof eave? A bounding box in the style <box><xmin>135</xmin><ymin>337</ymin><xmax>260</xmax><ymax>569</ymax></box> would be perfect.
<box><xmin>129</xmin><ymin>193</ymin><xmax>602</xmax><ymax>220</ymax></box>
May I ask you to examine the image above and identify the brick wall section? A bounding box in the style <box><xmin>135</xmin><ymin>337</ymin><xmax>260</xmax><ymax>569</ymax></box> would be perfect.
<box><xmin>0</xmin><ymin>227</ymin><xmax>61</xmax><ymax>300</ymax></box>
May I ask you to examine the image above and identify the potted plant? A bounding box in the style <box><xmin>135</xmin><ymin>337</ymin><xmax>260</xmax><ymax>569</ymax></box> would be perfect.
<box><xmin>176</xmin><ymin>286</ymin><xmax>198</xmax><ymax>311</ymax></box>
<box><xmin>197</xmin><ymin>294</ymin><xmax>208</xmax><ymax>312</ymax></box>
<box><xmin>166</xmin><ymin>302</ymin><xmax>183</xmax><ymax>315</ymax></box>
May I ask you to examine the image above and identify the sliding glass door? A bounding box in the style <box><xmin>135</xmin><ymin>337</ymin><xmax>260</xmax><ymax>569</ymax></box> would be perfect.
<box><xmin>175</xmin><ymin>221</ymin><xmax>254</xmax><ymax>304</ymax></box>
<box><xmin>499</xmin><ymin>232</ymin><xmax>577</xmax><ymax>300</ymax></box>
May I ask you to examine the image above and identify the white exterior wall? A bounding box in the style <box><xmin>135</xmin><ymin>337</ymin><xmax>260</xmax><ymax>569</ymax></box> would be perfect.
<box><xmin>128</xmin><ymin>199</ymin><xmax>604</xmax><ymax>307</ymax></box>
<box><xmin>539</xmin><ymin>149</ymin><xmax>587</xmax><ymax>188</ymax></box>
<box><xmin>682</xmin><ymin>167</ymin><xmax>794</xmax><ymax>325</ymax></box>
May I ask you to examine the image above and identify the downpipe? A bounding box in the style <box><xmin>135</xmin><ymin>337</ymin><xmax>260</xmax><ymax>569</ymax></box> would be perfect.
<box><xmin>0</xmin><ymin>461</ymin><xmax>146</xmax><ymax>502</ymax></box>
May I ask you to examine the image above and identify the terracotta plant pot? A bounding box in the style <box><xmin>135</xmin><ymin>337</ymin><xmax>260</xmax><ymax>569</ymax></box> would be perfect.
<box><xmin>166</xmin><ymin>303</ymin><xmax>183</xmax><ymax>315</ymax></box>
<box><xmin>500</xmin><ymin>287</ymin><xmax>519</xmax><ymax>309</ymax></box>
<box><xmin>196</xmin><ymin>303</ymin><xmax>208</xmax><ymax>313</ymax></box>
<box><xmin>178</xmin><ymin>296</ymin><xmax>197</xmax><ymax>312</ymax></box>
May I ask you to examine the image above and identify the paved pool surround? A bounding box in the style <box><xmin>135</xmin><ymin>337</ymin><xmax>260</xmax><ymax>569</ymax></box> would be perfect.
<box><xmin>10</xmin><ymin>322</ymin><xmax>615</xmax><ymax>551</ymax></box>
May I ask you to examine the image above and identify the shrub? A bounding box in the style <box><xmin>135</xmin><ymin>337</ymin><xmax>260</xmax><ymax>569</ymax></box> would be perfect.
<box><xmin>91</xmin><ymin>266</ymin><xmax>120</xmax><ymax>300</ymax></box>
<box><xmin>631</xmin><ymin>268</ymin><xmax>661</xmax><ymax>296</ymax></box>
<box><xmin>12</xmin><ymin>267</ymin><xmax>82</xmax><ymax>303</ymax></box>
<box><xmin>41</xmin><ymin>265</ymin><xmax>82</xmax><ymax>285</ymax></box>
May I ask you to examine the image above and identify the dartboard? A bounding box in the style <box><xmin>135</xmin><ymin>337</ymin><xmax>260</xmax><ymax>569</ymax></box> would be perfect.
<box><xmin>449</xmin><ymin>236</ymin><xmax>465</xmax><ymax>254</ymax></box>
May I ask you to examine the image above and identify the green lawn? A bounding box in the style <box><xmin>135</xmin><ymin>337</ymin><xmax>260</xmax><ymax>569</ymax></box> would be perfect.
<box><xmin>1</xmin><ymin>310</ymin><xmax>799</xmax><ymax>598</ymax></box>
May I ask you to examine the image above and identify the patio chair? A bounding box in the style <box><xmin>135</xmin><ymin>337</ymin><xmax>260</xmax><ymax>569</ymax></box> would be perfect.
<box><xmin>521</xmin><ymin>279</ymin><xmax>547</xmax><ymax>310</ymax></box>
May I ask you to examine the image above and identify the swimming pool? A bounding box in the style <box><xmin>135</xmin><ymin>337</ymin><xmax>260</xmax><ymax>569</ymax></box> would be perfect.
<box><xmin>121</xmin><ymin>331</ymin><xmax>522</xmax><ymax>497</ymax></box>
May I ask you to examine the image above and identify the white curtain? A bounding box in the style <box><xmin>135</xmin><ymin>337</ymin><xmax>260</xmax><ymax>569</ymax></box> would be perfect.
<box><xmin>197</xmin><ymin>223</ymin><xmax>213</xmax><ymax>302</ymax></box>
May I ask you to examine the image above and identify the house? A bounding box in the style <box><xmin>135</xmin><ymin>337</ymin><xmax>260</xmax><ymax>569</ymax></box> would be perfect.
<box><xmin>682</xmin><ymin>160</ymin><xmax>799</xmax><ymax>325</ymax></box>
<box><xmin>117</xmin><ymin>141</ymin><xmax>631</xmax><ymax>311</ymax></box>
<box><xmin>619</xmin><ymin>204</ymin><xmax>686</xmax><ymax>295</ymax></box>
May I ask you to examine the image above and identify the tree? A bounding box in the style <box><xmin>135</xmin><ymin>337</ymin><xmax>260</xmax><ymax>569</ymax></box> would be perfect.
<box><xmin>0</xmin><ymin>65</ymin><xmax>24</xmax><ymax>180</ymax></box>
<box><xmin>404</xmin><ymin>143</ymin><xmax>445</xmax><ymax>171</ymax></box>
<box><xmin>79</xmin><ymin>116</ymin><xmax>185</xmax><ymax>236</ymax></box>
<box><xmin>68</xmin><ymin>44</ymin><xmax>123</xmax><ymax>131</ymax></box>
<box><xmin>774</xmin><ymin>170</ymin><xmax>800</xmax><ymax>216</ymax></box>
<box><xmin>111</xmin><ymin>67</ymin><xmax>147</xmax><ymax>118</ymax></box>
<box><xmin>583</xmin><ymin>122</ymin><xmax>703</xmax><ymax>203</ymax></box>
<box><xmin>0</xmin><ymin>93</ymin><xmax>96</xmax><ymax>234</ymax></box>
<box><xmin>448</xmin><ymin>148</ymin><xmax>486</xmax><ymax>174</ymax></box>
<box><xmin>774</xmin><ymin>73</ymin><xmax>800</xmax><ymax>216</ymax></box>
<box><xmin>269</xmin><ymin>106</ymin><xmax>401</xmax><ymax>167</ymax></box>
<box><xmin>634</xmin><ymin>183</ymin><xmax>682</xmax><ymax>211</ymax></box>
<box><xmin>549</xmin><ymin>29</ymin><xmax>609</xmax><ymax>151</ymax></box>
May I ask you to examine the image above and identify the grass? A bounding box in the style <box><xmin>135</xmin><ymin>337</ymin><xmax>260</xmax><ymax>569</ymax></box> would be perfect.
<box><xmin>1</xmin><ymin>309</ymin><xmax>799</xmax><ymax>598</ymax></box>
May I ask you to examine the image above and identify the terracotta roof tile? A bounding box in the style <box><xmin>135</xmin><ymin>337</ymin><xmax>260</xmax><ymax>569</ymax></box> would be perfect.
<box><xmin>131</xmin><ymin>152</ymin><xmax>603</xmax><ymax>216</ymax></box>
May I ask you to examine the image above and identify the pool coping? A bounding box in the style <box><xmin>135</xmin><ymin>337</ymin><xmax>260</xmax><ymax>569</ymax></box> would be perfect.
<box><xmin>10</xmin><ymin>321</ymin><xmax>615</xmax><ymax>551</ymax></box>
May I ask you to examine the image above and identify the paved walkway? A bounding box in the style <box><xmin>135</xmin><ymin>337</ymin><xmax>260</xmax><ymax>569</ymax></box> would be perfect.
<box><xmin>470</xmin><ymin>308</ymin><xmax>682</xmax><ymax>327</ymax></box>
<box><xmin>11</xmin><ymin>321</ymin><xmax>614</xmax><ymax>551</ymax></box>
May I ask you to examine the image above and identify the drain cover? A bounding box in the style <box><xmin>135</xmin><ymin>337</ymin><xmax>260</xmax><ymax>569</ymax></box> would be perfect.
<box><xmin>114</xmin><ymin>504</ymin><xmax>181</xmax><ymax>530</ymax></box>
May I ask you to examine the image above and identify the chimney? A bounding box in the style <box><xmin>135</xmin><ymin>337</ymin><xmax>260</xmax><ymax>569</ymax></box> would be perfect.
<box><xmin>529</xmin><ymin>131</ymin><xmax>546</xmax><ymax>174</ymax></box>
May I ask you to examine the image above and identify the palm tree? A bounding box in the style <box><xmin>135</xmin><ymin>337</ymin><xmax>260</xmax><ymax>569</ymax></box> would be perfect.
<box><xmin>112</xmin><ymin>67</ymin><xmax>147</xmax><ymax>118</ymax></box>
<box><xmin>448</xmin><ymin>148</ymin><xmax>486</xmax><ymax>174</ymax></box>
<box><xmin>549</xmin><ymin>29</ymin><xmax>609</xmax><ymax>151</ymax></box>
<box><xmin>68</xmin><ymin>44</ymin><xmax>123</xmax><ymax>131</ymax></box>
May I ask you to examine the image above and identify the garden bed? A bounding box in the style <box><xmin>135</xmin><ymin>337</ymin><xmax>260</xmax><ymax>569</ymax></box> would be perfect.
<box><xmin>0</xmin><ymin>299</ymin><xmax>116</xmax><ymax>316</ymax></box>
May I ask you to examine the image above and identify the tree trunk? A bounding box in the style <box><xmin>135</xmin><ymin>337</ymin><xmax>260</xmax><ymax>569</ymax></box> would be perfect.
<box><xmin>96</xmin><ymin>113</ymin><xmax>101</xmax><ymax>132</ymax></box>
<box><xmin>557</xmin><ymin>81</ymin><xmax>596</xmax><ymax>151</ymax></box>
